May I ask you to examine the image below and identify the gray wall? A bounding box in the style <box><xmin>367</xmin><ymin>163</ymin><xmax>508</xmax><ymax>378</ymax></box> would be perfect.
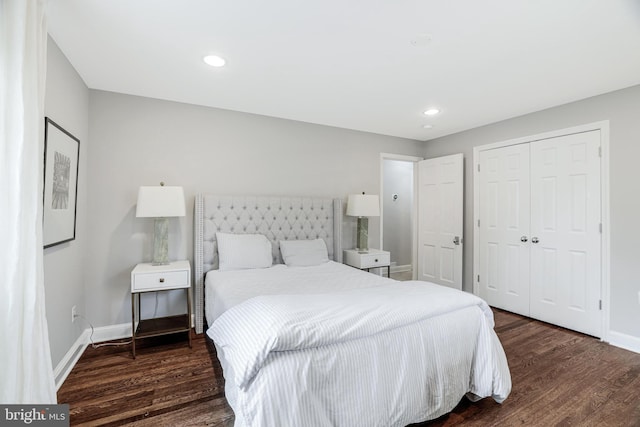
<box><xmin>86</xmin><ymin>90</ymin><xmax>425</xmax><ymax>327</ymax></box>
<box><xmin>423</xmin><ymin>84</ymin><xmax>640</xmax><ymax>340</ymax></box>
<box><xmin>382</xmin><ymin>159</ymin><xmax>414</xmax><ymax>267</ymax></box>
<box><xmin>43</xmin><ymin>39</ymin><xmax>90</xmax><ymax>368</ymax></box>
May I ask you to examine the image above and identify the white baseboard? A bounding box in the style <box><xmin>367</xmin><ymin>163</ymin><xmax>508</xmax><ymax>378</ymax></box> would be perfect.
<box><xmin>54</xmin><ymin>330</ymin><xmax>89</xmax><ymax>391</ymax></box>
<box><xmin>607</xmin><ymin>330</ymin><xmax>640</xmax><ymax>354</ymax></box>
<box><xmin>374</xmin><ymin>264</ymin><xmax>412</xmax><ymax>278</ymax></box>
<box><xmin>89</xmin><ymin>322</ymin><xmax>132</xmax><ymax>343</ymax></box>
<box><xmin>391</xmin><ymin>264</ymin><xmax>411</xmax><ymax>274</ymax></box>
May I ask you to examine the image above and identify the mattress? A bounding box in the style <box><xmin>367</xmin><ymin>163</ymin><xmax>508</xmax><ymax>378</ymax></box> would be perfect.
<box><xmin>205</xmin><ymin>260</ymin><xmax>391</xmax><ymax>325</ymax></box>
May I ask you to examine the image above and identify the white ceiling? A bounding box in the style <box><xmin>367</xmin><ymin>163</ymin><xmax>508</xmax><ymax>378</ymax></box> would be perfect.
<box><xmin>48</xmin><ymin>0</ymin><xmax>640</xmax><ymax>141</ymax></box>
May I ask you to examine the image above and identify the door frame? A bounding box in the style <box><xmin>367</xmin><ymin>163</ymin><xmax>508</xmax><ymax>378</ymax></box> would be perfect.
<box><xmin>472</xmin><ymin>120</ymin><xmax>611</xmax><ymax>341</ymax></box>
<box><xmin>379</xmin><ymin>153</ymin><xmax>423</xmax><ymax>279</ymax></box>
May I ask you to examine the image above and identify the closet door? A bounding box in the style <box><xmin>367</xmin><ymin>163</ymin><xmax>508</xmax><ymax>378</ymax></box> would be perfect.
<box><xmin>478</xmin><ymin>144</ymin><xmax>531</xmax><ymax>315</ymax></box>
<box><xmin>529</xmin><ymin>131</ymin><xmax>602</xmax><ymax>337</ymax></box>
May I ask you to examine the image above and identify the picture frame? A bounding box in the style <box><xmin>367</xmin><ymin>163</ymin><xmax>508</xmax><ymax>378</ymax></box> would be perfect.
<box><xmin>43</xmin><ymin>117</ymin><xmax>80</xmax><ymax>248</ymax></box>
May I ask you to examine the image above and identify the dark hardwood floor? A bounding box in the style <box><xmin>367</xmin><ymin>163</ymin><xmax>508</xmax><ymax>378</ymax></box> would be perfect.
<box><xmin>58</xmin><ymin>310</ymin><xmax>640</xmax><ymax>426</ymax></box>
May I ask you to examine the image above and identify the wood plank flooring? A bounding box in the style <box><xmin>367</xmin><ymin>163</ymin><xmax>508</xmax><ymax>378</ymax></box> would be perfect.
<box><xmin>58</xmin><ymin>310</ymin><xmax>640</xmax><ymax>426</ymax></box>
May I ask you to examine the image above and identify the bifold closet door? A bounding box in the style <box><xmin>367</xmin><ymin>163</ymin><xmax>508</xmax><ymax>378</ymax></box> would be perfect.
<box><xmin>478</xmin><ymin>144</ymin><xmax>531</xmax><ymax>316</ymax></box>
<box><xmin>529</xmin><ymin>131</ymin><xmax>602</xmax><ymax>337</ymax></box>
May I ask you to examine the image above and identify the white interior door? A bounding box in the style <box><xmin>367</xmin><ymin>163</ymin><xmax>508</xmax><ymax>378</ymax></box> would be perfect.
<box><xmin>529</xmin><ymin>131</ymin><xmax>602</xmax><ymax>337</ymax></box>
<box><xmin>478</xmin><ymin>144</ymin><xmax>531</xmax><ymax>316</ymax></box>
<box><xmin>417</xmin><ymin>154</ymin><xmax>463</xmax><ymax>289</ymax></box>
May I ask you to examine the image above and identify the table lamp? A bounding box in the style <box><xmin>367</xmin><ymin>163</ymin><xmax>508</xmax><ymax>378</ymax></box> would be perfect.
<box><xmin>346</xmin><ymin>193</ymin><xmax>380</xmax><ymax>252</ymax></box>
<box><xmin>136</xmin><ymin>183</ymin><xmax>186</xmax><ymax>265</ymax></box>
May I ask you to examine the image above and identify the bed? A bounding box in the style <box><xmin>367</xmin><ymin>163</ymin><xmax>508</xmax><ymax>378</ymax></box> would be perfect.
<box><xmin>194</xmin><ymin>194</ymin><xmax>511</xmax><ymax>427</ymax></box>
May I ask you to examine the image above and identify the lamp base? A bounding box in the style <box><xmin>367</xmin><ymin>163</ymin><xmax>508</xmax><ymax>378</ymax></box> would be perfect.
<box><xmin>152</xmin><ymin>217</ymin><xmax>170</xmax><ymax>265</ymax></box>
<box><xmin>356</xmin><ymin>217</ymin><xmax>369</xmax><ymax>252</ymax></box>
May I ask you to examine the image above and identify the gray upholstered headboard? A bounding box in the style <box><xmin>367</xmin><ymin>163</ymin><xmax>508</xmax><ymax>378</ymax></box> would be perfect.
<box><xmin>193</xmin><ymin>194</ymin><xmax>343</xmax><ymax>333</ymax></box>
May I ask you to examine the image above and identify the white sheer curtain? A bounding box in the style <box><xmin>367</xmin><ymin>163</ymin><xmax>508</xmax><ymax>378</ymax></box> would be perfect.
<box><xmin>0</xmin><ymin>0</ymin><xmax>56</xmax><ymax>403</ymax></box>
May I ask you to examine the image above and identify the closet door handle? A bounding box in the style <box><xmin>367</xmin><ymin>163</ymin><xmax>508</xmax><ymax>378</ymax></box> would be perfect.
<box><xmin>520</xmin><ymin>236</ymin><xmax>528</xmax><ymax>243</ymax></box>
<box><xmin>453</xmin><ymin>236</ymin><xmax>460</xmax><ymax>245</ymax></box>
<box><xmin>531</xmin><ymin>237</ymin><xmax>539</xmax><ymax>244</ymax></box>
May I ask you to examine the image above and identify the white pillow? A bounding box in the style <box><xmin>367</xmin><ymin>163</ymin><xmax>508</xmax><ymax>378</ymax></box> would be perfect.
<box><xmin>216</xmin><ymin>233</ymin><xmax>273</xmax><ymax>271</ymax></box>
<box><xmin>279</xmin><ymin>239</ymin><xmax>329</xmax><ymax>267</ymax></box>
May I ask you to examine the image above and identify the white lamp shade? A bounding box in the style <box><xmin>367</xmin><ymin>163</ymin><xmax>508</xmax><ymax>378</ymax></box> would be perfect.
<box><xmin>346</xmin><ymin>194</ymin><xmax>380</xmax><ymax>217</ymax></box>
<box><xmin>136</xmin><ymin>186</ymin><xmax>186</xmax><ymax>218</ymax></box>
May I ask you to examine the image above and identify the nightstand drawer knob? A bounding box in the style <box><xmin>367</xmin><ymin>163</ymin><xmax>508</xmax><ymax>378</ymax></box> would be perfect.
<box><xmin>375</xmin><ymin>259</ymin><xmax>378</xmax><ymax>262</ymax></box>
<box><xmin>159</xmin><ymin>278</ymin><xmax>165</xmax><ymax>283</ymax></box>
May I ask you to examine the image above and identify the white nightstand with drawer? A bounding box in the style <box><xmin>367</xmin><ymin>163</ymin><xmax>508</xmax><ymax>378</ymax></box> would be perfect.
<box><xmin>131</xmin><ymin>260</ymin><xmax>191</xmax><ymax>358</ymax></box>
<box><xmin>343</xmin><ymin>249</ymin><xmax>391</xmax><ymax>277</ymax></box>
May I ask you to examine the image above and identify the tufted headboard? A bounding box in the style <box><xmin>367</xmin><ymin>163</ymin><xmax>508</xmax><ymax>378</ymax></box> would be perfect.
<box><xmin>193</xmin><ymin>194</ymin><xmax>343</xmax><ymax>333</ymax></box>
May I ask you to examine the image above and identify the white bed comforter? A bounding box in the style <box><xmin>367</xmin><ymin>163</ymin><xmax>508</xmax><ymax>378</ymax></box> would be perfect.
<box><xmin>208</xmin><ymin>280</ymin><xmax>511</xmax><ymax>427</ymax></box>
<box><xmin>205</xmin><ymin>261</ymin><xmax>391</xmax><ymax>323</ymax></box>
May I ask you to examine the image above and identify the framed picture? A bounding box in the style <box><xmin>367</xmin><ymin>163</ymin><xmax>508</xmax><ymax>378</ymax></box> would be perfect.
<box><xmin>43</xmin><ymin>117</ymin><xmax>80</xmax><ymax>248</ymax></box>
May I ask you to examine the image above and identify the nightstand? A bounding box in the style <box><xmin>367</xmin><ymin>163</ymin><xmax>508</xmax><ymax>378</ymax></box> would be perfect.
<box><xmin>131</xmin><ymin>260</ymin><xmax>192</xmax><ymax>358</ymax></box>
<box><xmin>343</xmin><ymin>249</ymin><xmax>391</xmax><ymax>278</ymax></box>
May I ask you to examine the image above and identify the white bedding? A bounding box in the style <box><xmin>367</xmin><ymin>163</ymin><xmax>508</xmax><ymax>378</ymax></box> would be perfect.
<box><xmin>205</xmin><ymin>262</ymin><xmax>511</xmax><ymax>427</ymax></box>
<box><xmin>205</xmin><ymin>261</ymin><xmax>390</xmax><ymax>324</ymax></box>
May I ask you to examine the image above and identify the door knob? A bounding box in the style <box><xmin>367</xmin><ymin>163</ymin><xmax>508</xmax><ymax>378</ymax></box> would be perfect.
<box><xmin>520</xmin><ymin>236</ymin><xmax>528</xmax><ymax>243</ymax></box>
<box><xmin>531</xmin><ymin>237</ymin><xmax>539</xmax><ymax>244</ymax></box>
<box><xmin>453</xmin><ymin>236</ymin><xmax>461</xmax><ymax>245</ymax></box>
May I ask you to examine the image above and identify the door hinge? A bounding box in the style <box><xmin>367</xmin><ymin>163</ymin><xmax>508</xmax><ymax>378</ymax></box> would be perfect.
<box><xmin>599</xmin><ymin>300</ymin><xmax>602</xmax><ymax>310</ymax></box>
<box><xmin>598</xmin><ymin>146</ymin><xmax>602</xmax><ymax>157</ymax></box>
<box><xmin>477</xmin><ymin>164</ymin><xmax>480</xmax><ymax>172</ymax></box>
<box><xmin>477</xmin><ymin>274</ymin><xmax>480</xmax><ymax>283</ymax></box>
<box><xmin>477</xmin><ymin>219</ymin><xmax>480</xmax><ymax>227</ymax></box>
<box><xmin>599</xmin><ymin>223</ymin><xmax>602</xmax><ymax>233</ymax></box>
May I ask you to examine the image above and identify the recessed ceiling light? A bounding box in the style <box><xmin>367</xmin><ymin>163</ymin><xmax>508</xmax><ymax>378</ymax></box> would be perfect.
<box><xmin>410</xmin><ymin>33</ymin><xmax>433</xmax><ymax>47</ymax></box>
<box><xmin>423</xmin><ymin>108</ymin><xmax>440</xmax><ymax>116</ymax></box>
<box><xmin>422</xmin><ymin>124</ymin><xmax>433</xmax><ymax>129</ymax></box>
<box><xmin>203</xmin><ymin>55</ymin><xmax>226</xmax><ymax>67</ymax></box>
